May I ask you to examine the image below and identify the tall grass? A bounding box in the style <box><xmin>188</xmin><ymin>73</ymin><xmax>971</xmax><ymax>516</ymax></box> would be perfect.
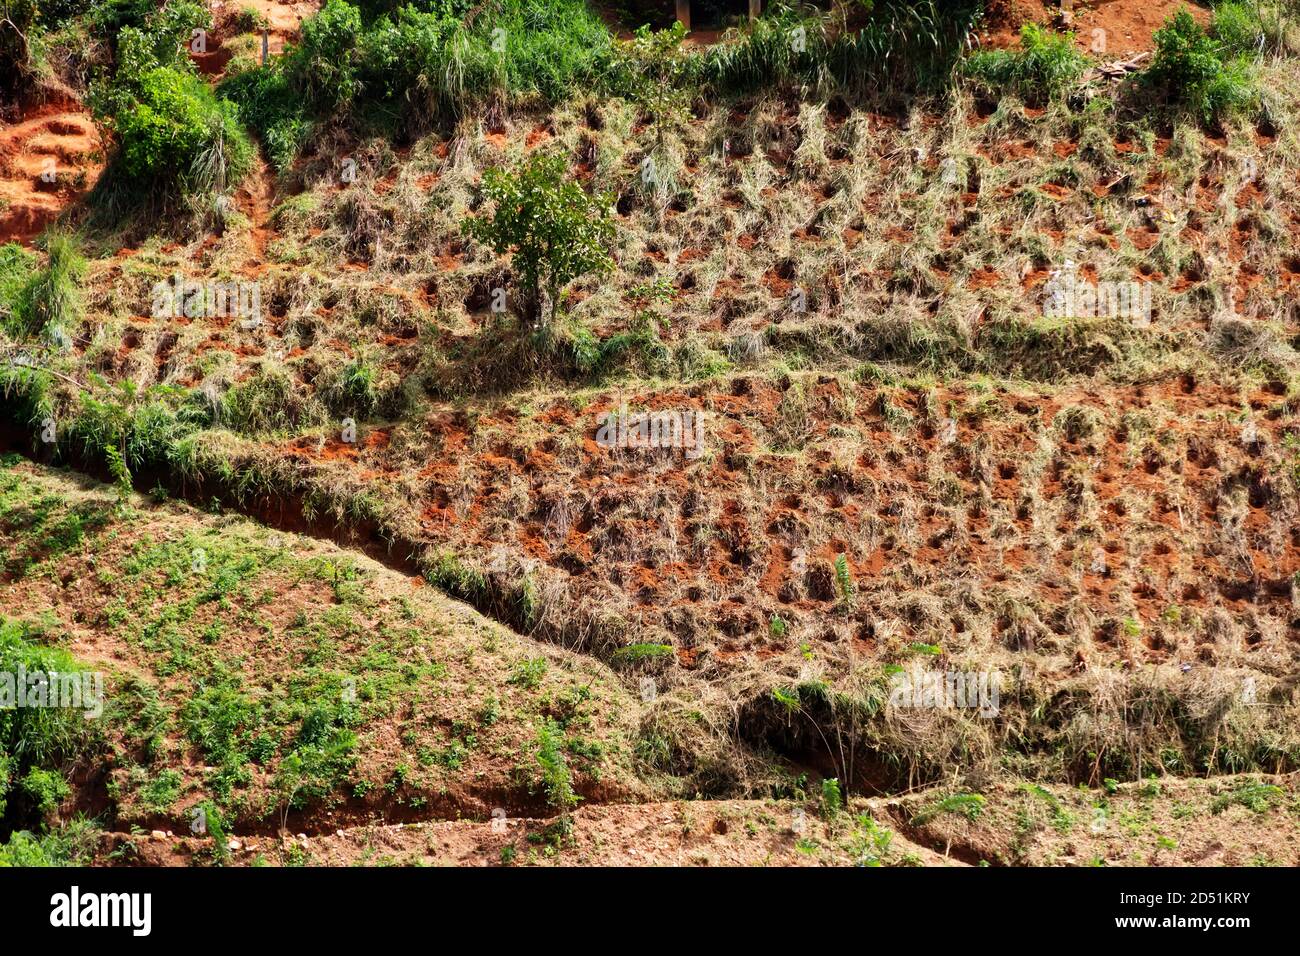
<box><xmin>0</xmin><ymin>618</ymin><xmax>99</xmax><ymax>829</ymax></box>
<box><xmin>2</xmin><ymin>233</ymin><xmax>84</xmax><ymax>343</ymax></box>
<box><xmin>225</xmin><ymin>0</ymin><xmax>614</xmax><ymax>168</ymax></box>
<box><xmin>702</xmin><ymin>1</ymin><xmax>982</xmax><ymax>97</ymax></box>
<box><xmin>827</xmin><ymin>0</ymin><xmax>982</xmax><ymax>95</ymax></box>
<box><xmin>963</xmin><ymin>23</ymin><xmax>1091</xmax><ymax>102</ymax></box>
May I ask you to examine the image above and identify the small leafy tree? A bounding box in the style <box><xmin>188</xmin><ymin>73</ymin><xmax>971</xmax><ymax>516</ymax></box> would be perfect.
<box><xmin>617</xmin><ymin>22</ymin><xmax>692</xmax><ymax>150</ymax></box>
<box><xmin>462</xmin><ymin>153</ymin><xmax>615</xmax><ymax>328</ymax></box>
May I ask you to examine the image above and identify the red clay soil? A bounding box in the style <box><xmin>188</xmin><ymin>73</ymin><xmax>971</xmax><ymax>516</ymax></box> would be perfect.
<box><xmin>979</xmin><ymin>0</ymin><xmax>1212</xmax><ymax>55</ymax></box>
<box><xmin>226</xmin><ymin>0</ymin><xmax>318</xmax><ymax>56</ymax></box>
<box><xmin>0</xmin><ymin>98</ymin><xmax>103</xmax><ymax>244</ymax></box>
<box><xmin>190</xmin><ymin>0</ymin><xmax>320</xmax><ymax>76</ymax></box>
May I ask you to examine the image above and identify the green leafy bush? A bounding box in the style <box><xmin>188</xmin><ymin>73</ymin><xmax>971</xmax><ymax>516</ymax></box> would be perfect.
<box><xmin>90</xmin><ymin>5</ymin><xmax>250</xmax><ymax>196</ymax></box>
<box><xmin>964</xmin><ymin>23</ymin><xmax>1090</xmax><ymax>100</ymax></box>
<box><xmin>534</xmin><ymin>719</ymin><xmax>579</xmax><ymax>809</ymax></box>
<box><xmin>291</xmin><ymin>0</ymin><xmax>363</xmax><ymax>110</ymax></box>
<box><xmin>20</xmin><ymin>767</ymin><xmax>71</xmax><ymax>818</ymax></box>
<box><xmin>1146</xmin><ymin>8</ymin><xmax>1257</xmax><ymax>123</ymax></box>
<box><xmin>0</xmin><ymin>819</ymin><xmax>100</xmax><ymax>866</ymax></box>
<box><xmin>87</xmin><ymin>0</ymin><xmax>175</xmax><ymax>47</ymax></box>
<box><xmin>112</xmin><ymin>67</ymin><xmax>251</xmax><ymax>190</ymax></box>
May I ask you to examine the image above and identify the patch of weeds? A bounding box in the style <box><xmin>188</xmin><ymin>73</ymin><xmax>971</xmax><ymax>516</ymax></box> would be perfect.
<box><xmin>0</xmin><ymin>818</ymin><xmax>101</xmax><ymax>866</ymax></box>
<box><xmin>1210</xmin><ymin>782</ymin><xmax>1283</xmax><ymax>814</ymax></box>
<box><xmin>846</xmin><ymin>814</ymin><xmax>893</xmax><ymax>867</ymax></box>
<box><xmin>533</xmin><ymin>719</ymin><xmax>579</xmax><ymax>810</ymax></box>
<box><xmin>964</xmin><ymin>24</ymin><xmax>1090</xmax><ymax>101</ymax></box>
<box><xmin>508</xmin><ymin>656</ymin><xmax>548</xmax><ymax>690</ymax></box>
<box><xmin>610</xmin><ymin>643</ymin><xmax>673</xmax><ymax>668</ymax></box>
<box><xmin>912</xmin><ymin>792</ymin><xmax>986</xmax><ymax>826</ymax></box>
<box><xmin>527</xmin><ymin>814</ymin><xmax>575</xmax><ymax>852</ymax></box>
<box><xmin>138</xmin><ymin>768</ymin><xmax>184</xmax><ymax>814</ymax></box>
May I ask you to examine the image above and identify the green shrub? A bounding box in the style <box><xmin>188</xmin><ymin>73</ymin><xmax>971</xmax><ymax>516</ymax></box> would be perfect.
<box><xmin>820</xmin><ymin>777</ymin><xmax>843</xmax><ymax>818</ymax></box>
<box><xmin>534</xmin><ymin>719</ymin><xmax>579</xmax><ymax>809</ymax></box>
<box><xmin>143</xmin><ymin>0</ymin><xmax>211</xmax><ymax>60</ymax></box>
<box><xmin>0</xmin><ymin>819</ymin><xmax>100</xmax><ymax>866</ymax></box>
<box><xmin>1210</xmin><ymin>782</ymin><xmax>1284</xmax><ymax>814</ymax></box>
<box><xmin>20</xmin><ymin>767</ymin><xmax>71</xmax><ymax>818</ymax></box>
<box><xmin>610</xmin><ymin>643</ymin><xmax>674</xmax><ymax>667</ymax></box>
<box><xmin>84</xmin><ymin>0</ymin><xmax>157</xmax><ymax>39</ymax></box>
<box><xmin>291</xmin><ymin>0</ymin><xmax>363</xmax><ymax>110</ymax></box>
<box><xmin>356</xmin><ymin>6</ymin><xmax>463</xmax><ymax>107</ymax></box>
<box><xmin>110</xmin><ymin>66</ymin><xmax>252</xmax><ymax>191</ymax></box>
<box><xmin>90</xmin><ymin>5</ymin><xmax>251</xmax><ymax>196</ymax></box>
<box><xmin>964</xmin><ymin>23</ymin><xmax>1090</xmax><ymax>100</ymax></box>
<box><xmin>472</xmin><ymin>0</ymin><xmax>612</xmax><ymax>103</ymax></box>
<box><xmin>1146</xmin><ymin>8</ymin><xmax>1257</xmax><ymax>123</ymax></box>
<box><xmin>276</xmin><ymin>710</ymin><xmax>357</xmax><ymax>811</ymax></box>
<box><xmin>912</xmin><ymin>792</ymin><xmax>986</xmax><ymax>826</ymax></box>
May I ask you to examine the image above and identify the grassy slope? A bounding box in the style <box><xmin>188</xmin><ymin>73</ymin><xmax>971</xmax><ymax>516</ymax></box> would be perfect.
<box><xmin>0</xmin><ymin>456</ymin><xmax>648</xmax><ymax>841</ymax></box>
<box><xmin>2</xmin><ymin>463</ymin><xmax>1297</xmax><ymax>867</ymax></box>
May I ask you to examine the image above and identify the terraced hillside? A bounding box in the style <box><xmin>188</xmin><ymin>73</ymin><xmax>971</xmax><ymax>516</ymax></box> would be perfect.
<box><xmin>3</xmin><ymin>0</ymin><xmax>1300</xmax><ymax>867</ymax></box>
<box><xmin>2</xmin><ymin>460</ymin><xmax>1297</xmax><ymax>866</ymax></box>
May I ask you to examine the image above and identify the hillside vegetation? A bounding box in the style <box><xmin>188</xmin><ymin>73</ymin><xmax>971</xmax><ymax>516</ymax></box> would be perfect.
<box><xmin>3</xmin><ymin>0</ymin><xmax>1300</xmax><ymax>865</ymax></box>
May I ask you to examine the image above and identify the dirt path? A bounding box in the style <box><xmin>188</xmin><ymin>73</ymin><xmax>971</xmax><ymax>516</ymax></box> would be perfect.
<box><xmin>238</xmin><ymin>153</ymin><xmax>276</xmax><ymax>265</ymax></box>
<box><xmin>0</xmin><ymin>101</ymin><xmax>103</xmax><ymax>244</ymax></box>
<box><xmin>102</xmin><ymin>799</ymin><xmax>960</xmax><ymax>867</ymax></box>
<box><xmin>191</xmin><ymin>0</ymin><xmax>321</xmax><ymax>262</ymax></box>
